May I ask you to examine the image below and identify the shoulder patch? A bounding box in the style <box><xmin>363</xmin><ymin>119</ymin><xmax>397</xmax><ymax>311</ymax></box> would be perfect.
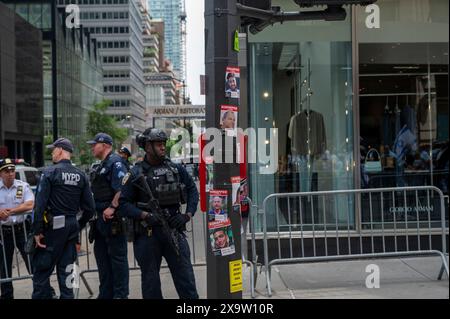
<box><xmin>122</xmin><ymin>172</ymin><xmax>131</xmax><ymax>185</ymax></box>
<box><xmin>115</xmin><ymin>162</ymin><xmax>123</xmax><ymax>169</ymax></box>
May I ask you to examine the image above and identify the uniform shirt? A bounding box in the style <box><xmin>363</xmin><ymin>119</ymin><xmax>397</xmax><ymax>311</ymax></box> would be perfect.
<box><xmin>97</xmin><ymin>152</ymin><xmax>127</xmax><ymax>193</ymax></box>
<box><xmin>93</xmin><ymin>152</ymin><xmax>127</xmax><ymax>212</ymax></box>
<box><xmin>33</xmin><ymin>159</ymin><xmax>96</xmax><ymax>234</ymax></box>
<box><xmin>0</xmin><ymin>179</ymin><xmax>34</xmax><ymax>226</ymax></box>
<box><xmin>119</xmin><ymin>158</ymin><xmax>199</xmax><ymax>219</ymax></box>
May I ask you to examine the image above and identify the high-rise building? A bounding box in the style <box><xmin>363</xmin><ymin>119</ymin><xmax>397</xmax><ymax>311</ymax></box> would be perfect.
<box><xmin>2</xmin><ymin>1</ymin><xmax>103</xmax><ymax>165</ymax></box>
<box><xmin>139</xmin><ymin>0</ymin><xmax>159</xmax><ymax>76</ymax></box>
<box><xmin>0</xmin><ymin>3</ymin><xmax>44</xmax><ymax>166</ymax></box>
<box><xmin>148</xmin><ymin>0</ymin><xmax>186</xmax><ymax>80</ymax></box>
<box><xmin>57</xmin><ymin>0</ymin><xmax>147</xmax><ymax>139</ymax></box>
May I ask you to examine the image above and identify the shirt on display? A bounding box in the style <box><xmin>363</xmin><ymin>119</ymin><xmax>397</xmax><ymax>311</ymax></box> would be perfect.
<box><xmin>288</xmin><ymin>110</ymin><xmax>327</xmax><ymax>157</ymax></box>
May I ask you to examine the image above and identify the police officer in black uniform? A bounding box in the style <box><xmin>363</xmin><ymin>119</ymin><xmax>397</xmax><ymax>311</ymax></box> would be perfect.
<box><xmin>118</xmin><ymin>146</ymin><xmax>132</xmax><ymax>171</ymax></box>
<box><xmin>32</xmin><ymin>138</ymin><xmax>95</xmax><ymax>299</ymax></box>
<box><xmin>119</xmin><ymin>128</ymin><xmax>199</xmax><ymax>299</ymax></box>
<box><xmin>87</xmin><ymin>133</ymin><xmax>129</xmax><ymax>299</ymax></box>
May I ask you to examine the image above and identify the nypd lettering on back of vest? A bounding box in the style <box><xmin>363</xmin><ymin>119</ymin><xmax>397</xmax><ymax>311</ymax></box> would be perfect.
<box><xmin>62</xmin><ymin>172</ymin><xmax>81</xmax><ymax>186</ymax></box>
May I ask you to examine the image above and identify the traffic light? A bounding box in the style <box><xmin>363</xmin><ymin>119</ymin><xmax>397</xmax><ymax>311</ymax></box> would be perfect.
<box><xmin>237</xmin><ymin>0</ymin><xmax>377</xmax><ymax>34</ymax></box>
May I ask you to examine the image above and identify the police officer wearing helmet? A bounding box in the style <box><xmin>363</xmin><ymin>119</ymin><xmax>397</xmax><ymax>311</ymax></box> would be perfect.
<box><xmin>118</xmin><ymin>146</ymin><xmax>132</xmax><ymax>171</ymax></box>
<box><xmin>119</xmin><ymin>128</ymin><xmax>199</xmax><ymax>299</ymax></box>
<box><xmin>31</xmin><ymin>138</ymin><xmax>95</xmax><ymax>299</ymax></box>
<box><xmin>87</xmin><ymin>133</ymin><xmax>129</xmax><ymax>299</ymax></box>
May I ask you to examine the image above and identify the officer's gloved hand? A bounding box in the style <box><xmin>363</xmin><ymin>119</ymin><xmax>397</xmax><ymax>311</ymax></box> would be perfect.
<box><xmin>168</xmin><ymin>214</ymin><xmax>190</xmax><ymax>229</ymax></box>
<box><xmin>142</xmin><ymin>212</ymin><xmax>159</xmax><ymax>226</ymax></box>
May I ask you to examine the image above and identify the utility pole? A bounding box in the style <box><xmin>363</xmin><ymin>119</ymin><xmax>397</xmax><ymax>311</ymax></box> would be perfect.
<box><xmin>205</xmin><ymin>0</ymin><xmax>242</xmax><ymax>299</ymax></box>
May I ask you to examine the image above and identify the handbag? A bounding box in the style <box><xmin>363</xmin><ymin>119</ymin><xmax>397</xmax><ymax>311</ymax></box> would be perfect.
<box><xmin>364</xmin><ymin>149</ymin><xmax>382</xmax><ymax>173</ymax></box>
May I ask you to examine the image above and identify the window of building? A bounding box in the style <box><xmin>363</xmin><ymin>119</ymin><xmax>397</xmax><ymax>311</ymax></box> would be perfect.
<box><xmin>248</xmin><ymin>0</ymin><xmax>354</xmax><ymax>232</ymax></box>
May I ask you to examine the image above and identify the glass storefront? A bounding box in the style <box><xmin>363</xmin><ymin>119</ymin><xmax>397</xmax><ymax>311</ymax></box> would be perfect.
<box><xmin>246</xmin><ymin>0</ymin><xmax>449</xmax><ymax>233</ymax></box>
<box><xmin>357</xmin><ymin>0</ymin><xmax>449</xmax><ymax>228</ymax></box>
<box><xmin>248</xmin><ymin>0</ymin><xmax>355</xmax><ymax>232</ymax></box>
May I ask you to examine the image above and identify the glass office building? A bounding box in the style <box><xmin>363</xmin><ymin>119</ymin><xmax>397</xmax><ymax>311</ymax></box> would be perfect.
<box><xmin>0</xmin><ymin>3</ymin><xmax>44</xmax><ymax>166</ymax></box>
<box><xmin>148</xmin><ymin>0</ymin><xmax>184</xmax><ymax>78</ymax></box>
<box><xmin>3</xmin><ymin>1</ymin><xmax>103</xmax><ymax>164</ymax></box>
<box><xmin>243</xmin><ymin>0</ymin><xmax>448</xmax><ymax>234</ymax></box>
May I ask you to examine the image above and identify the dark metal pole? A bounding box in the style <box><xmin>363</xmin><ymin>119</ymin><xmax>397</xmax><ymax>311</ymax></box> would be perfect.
<box><xmin>51</xmin><ymin>0</ymin><xmax>58</xmax><ymax>140</ymax></box>
<box><xmin>205</xmin><ymin>0</ymin><xmax>242</xmax><ymax>299</ymax></box>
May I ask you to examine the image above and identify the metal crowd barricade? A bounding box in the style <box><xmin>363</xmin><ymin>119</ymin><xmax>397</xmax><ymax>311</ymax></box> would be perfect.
<box><xmin>1</xmin><ymin>206</ymin><xmax>255</xmax><ymax>299</ymax></box>
<box><xmin>242</xmin><ymin>197</ymin><xmax>257</xmax><ymax>298</ymax></box>
<box><xmin>77</xmin><ymin>203</ymin><xmax>257</xmax><ymax>299</ymax></box>
<box><xmin>0</xmin><ymin>213</ymin><xmax>34</xmax><ymax>289</ymax></box>
<box><xmin>76</xmin><ymin>210</ymin><xmax>208</xmax><ymax>298</ymax></box>
<box><xmin>257</xmin><ymin>186</ymin><xmax>449</xmax><ymax>297</ymax></box>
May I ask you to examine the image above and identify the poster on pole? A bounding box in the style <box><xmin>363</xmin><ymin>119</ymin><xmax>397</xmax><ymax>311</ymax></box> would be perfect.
<box><xmin>208</xmin><ymin>190</ymin><xmax>228</xmax><ymax>222</ymax></box>
<box><xmin>208</xmin><ymin>218</ymin><xmax>235</xmax><ymax>257</ymax></box>
<box><xmin>231</xmin><ymin>176</ymin><xmax>241</xmax><ymax>206</ymax></box>
<box><xmin>220</xmin><ymin>105</ymin><xmax>238</xmax><ymax>136</ymax></box>
<box><xmin>225</xmin><ymin>66</ymin><xmax>240</xmax><ymax>99</ymax></box>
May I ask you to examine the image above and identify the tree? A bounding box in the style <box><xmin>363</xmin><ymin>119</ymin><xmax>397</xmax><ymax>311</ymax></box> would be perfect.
<box><xmin>77</xmin><ymin>100</ymin><xmax>128</xmax><ymax>166</ymax></box>
<box><xmin>86</xmin><ymin>100</ymin><xmax>128</xmax><ymax>148</ymax></box>
<box><xmin>43</xmin><ymin>135</ymin><xmax>54</xmax><ymax>162</ymax></box>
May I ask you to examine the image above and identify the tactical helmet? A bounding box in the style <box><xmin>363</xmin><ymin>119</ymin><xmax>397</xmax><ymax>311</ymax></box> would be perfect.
<box><xmin>136</xmin><ymin>128</ymin><xmax>168</xmax><ymax>148</ymax></box>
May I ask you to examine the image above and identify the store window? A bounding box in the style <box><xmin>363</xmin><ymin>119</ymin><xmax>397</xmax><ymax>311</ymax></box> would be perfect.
<box><xmin>248</xmin><ymin>0</ymin><xmax>355</xmax><ymax>232</ymax></box>
<box><xmin>357</xmin><ymin>0</ymin><xmax>449</xmax><ymax>228</ymax></box>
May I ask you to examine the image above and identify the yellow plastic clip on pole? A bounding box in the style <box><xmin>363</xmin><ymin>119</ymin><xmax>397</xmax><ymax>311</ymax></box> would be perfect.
<box><xmin>43</xmin><ymin>211</ymin><xmax>48</xmax><ymax>224</ymax></box>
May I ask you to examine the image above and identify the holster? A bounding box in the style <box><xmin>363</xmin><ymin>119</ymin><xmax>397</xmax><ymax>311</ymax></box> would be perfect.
<box><xmin>111</xmin><ymin>216</ymin><xmax>128</xmax><ymax>236</ymax></box>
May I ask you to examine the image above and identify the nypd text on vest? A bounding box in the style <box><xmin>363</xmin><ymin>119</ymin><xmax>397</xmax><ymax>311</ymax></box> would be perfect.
<box><xmin>62</xmin><ymin>172</ymin><xmax>81</xmax><ymax>186</ymax></box>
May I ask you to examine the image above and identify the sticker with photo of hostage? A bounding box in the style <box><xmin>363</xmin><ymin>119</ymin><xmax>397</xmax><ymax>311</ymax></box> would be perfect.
<box><xmin>208</xmin><ymin>219</ymin><xmax>235</xmax><ymax>257</ymax></box>
<box><xmin>225</xmin><ymin>66</ymin><xmax>240</xmax><ymax>99</ymax></box>
<box><xmin>208</xmin><ymin>190</ymin><xmax>228</xmax><ymax>222</ymax></box>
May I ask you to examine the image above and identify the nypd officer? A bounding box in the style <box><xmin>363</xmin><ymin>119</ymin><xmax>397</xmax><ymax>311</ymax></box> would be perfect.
<box><xmin>88</xmin><ymin>133</ymin><xmax>129</xmax><ymax>299</ymax></box>
<box><xmin>31</xmin><ymin>138</ymin><xmax>95</xmax><ymax>299</ymax></box>
<box><xmin>0</xmin><ymin>158</ymin><xmax>34</xmax><ymax>299</ymax></box>
<box><xmin>119</xmin><ymin>128</ymin><xmax>199</xmax><ymax>299</ymax></box>
<box><xmin>118</xmin><ymin>146</ymin><xmax>132</xmax><ymax>171</ymax></box>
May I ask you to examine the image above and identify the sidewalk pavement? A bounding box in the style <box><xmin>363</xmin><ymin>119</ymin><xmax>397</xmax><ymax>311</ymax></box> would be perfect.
<box><xmin>9</xmin><ymin>255</ymin><xmax>449</xmax><ymax>299</ymax></box>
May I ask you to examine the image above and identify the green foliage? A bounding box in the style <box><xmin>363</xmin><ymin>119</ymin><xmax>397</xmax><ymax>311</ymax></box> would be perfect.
<box><xmin>86</xmin><ymin>100</ymin><xmax>128</xmax><ymax>149</ymax></box>
<box><xmin>43</xmin><ymin>135</ymin><xmax>53</xmax><ymax>162</ymax></box>
<box><xmin>78</xmin><ymin>139</ymin><xmax>94</xmax><ymax>166</ymax></box>
<box><xmin>165</xmin><ymin>138</ymin><xmax>180</xmax><ymax>157</ymax></box>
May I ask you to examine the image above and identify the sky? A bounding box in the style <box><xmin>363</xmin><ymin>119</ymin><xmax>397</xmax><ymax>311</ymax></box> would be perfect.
<box><xmin>185</xmin><ymin>0</ymin><xmax>205</xmax><ymax>105</ymax></box>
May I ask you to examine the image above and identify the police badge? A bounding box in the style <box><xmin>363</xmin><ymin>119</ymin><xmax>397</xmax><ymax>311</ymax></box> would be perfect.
<box><xmin>16</xmin><ymin>185</ymin><xmax>24</xmax><ymax>200</ymax></box>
